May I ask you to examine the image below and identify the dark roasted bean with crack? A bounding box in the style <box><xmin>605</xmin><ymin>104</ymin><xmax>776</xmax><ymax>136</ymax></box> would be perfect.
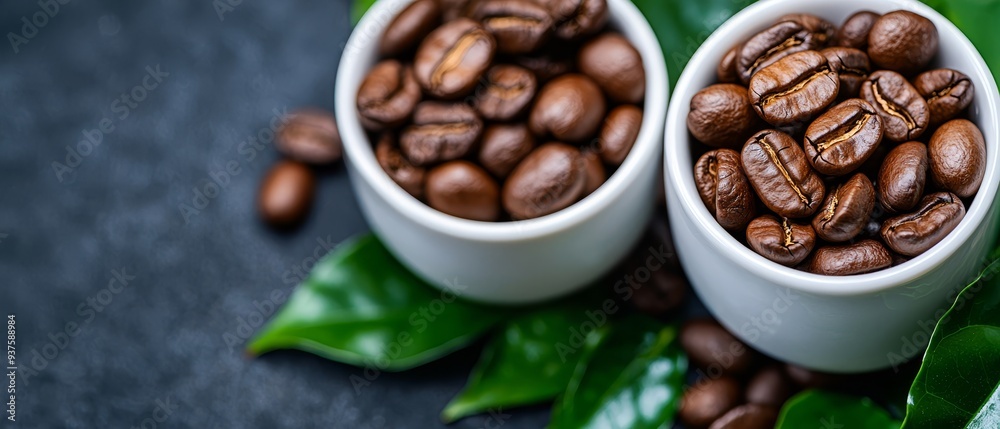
<box><xmin>914</xmin><ymin>69</ymin><xmax>975</xmax><ymax>126</ymax></box>
<box><xmin>742</xmin><ymin>130</ymin><xmax>826</xmax><ymax>218</ymax></box>
<box><xmin>749</xmin><ymin>51</ymin><xmax>840</xmax><ymax>126</ymax></box>
<box><xmin>881</xmin><ymin>192</ymin><xmax>965</xmax><ymax>256</ymax></box>
<box><xmin>400</xmin><ymin>102</ymin><xmax>484</xmax><ymax>166</ymax></box>
<box><xmin>471</xmin><ymin>0</ymin><xmax>553</xmax><ymax>54</ymax></box>
<box><xmin>812</xmin><ymin>173</ymin><xmax>875</xmax><ymax>242</ymax></box>
<box><xmin>736</xmin><ymin>21</ymin><xmax>826</xmax><ymax>84</ymax></box>
<box><xmin>803</xmin><ymin>98</ymin><xmax>882</xmax><ymax>176</ymax></box>
<box><xmin>861</xmin><ymin>70</ymin><xmax>929</xmax><ymax>142</ymax></box>
<box><xmin>821</xmin><ymin>47</ymin><xmax>870</xmax><ymax>97</ymax></box>
<box><xmin>414</xmin><ymin>19</ymin><xmax>497</xmax><ymax>99</ymax></box>
<box><xmin>695</xmin><ymin>149</ymin><xmax>755</xmax><ymax>230</ymax></box>
<box><xmin>808</xmin><ymin>239</ymin><xmax>892</xmax><ymax>276</ymax></box>
<box><xmin>746</xmin><ymin>215</ymin><xmax>816</xmax><ymax>266</ymax></box>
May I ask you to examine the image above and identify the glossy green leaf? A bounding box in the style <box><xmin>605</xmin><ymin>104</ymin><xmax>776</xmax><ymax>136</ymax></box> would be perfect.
<box><xmin>247</xmin><ymin>234</ymin><xmax>508</xmax><ymax>371</ymax></box>
<box><xmin>776</xmin><ymin>390</ymin><xmax>901</xmax><ymax>429</ymax></box>
<box><xmin>351</xmin><ymin>0</ymin><xmax>378</xmax><ymax>26</ymax></box>
<box><xmin>441</xmin><ymin>303</ymin><xmax>598</xmax><ymax>422</ymax></box>
<box><xmin>901</xmin><ymin>256</ymin><xmax>1000</xmax><ymax>429</ymax></box>
<box><xmin>548</xmin><ymin>316</ymin><xmax>687</xmax><ymax>429</ymax></box>
<box><xmin>631</xmin><ymin>0</ymin><xmax>755</xmax><ymax>88</ymax></box>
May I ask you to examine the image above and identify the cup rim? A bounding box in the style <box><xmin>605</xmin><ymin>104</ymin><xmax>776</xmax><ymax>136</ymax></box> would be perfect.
<box><xmin>664</xmin><ymin>0</ymin><xmax>1000</xmax><ymax>296</ymax></box>
<box><xmin>335</xmin><ymin>0</ymin><xmax>668</xmax><ymax>243</ymax></box>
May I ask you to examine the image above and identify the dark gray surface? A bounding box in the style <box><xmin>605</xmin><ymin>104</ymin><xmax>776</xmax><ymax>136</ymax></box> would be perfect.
<box><xmin>0</xmin><ymin>1</ymin><xmax>551</xmax><ymax>427</ymax></box>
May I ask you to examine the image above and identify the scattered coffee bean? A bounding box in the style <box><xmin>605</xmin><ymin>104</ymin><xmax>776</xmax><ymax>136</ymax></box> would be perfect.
<box><xmin>632</xmin><ymin>269</ymin><xmax>687</xmax><ymax>317</ymax></box>
<box><xmin>681</xmin><ymin>319</ymin><xmax>757</xmax><ymax>376</ymax></box>
<box><xmin>275</xmin><ymin>108</ymin><xmax>342</xmax><ymax>165</ymax></box>
<box><xmin>258</xmin><ymin>161</ymin><xmax>315</xmax><ymax>228</ymax></box>
<box><xmin>580</xmin><ymin>149</ymin><xmax>606</xmax><ymax>194</ymax></box>
<box><xmin>746</xmin><ymin>215</ymin><xmax>816</xmax><ymax>266</ymax></box>
<box><xmin>529</xmin><ymin>74</ymin><xmax>606</xmax><ymax>142</ymax></box>
<box><xmin>426</xmin><ymin>161</ymin><xmax>501</xmax><ymax>221</ymax></box>
<box><xmin>474</xmin><ymin>64</ymin><xmax>538</xmax><ymax>121</ymax></box>
<box><xmin>812</xmin><ymin>173</ymin><xmax>875</xmax><ymax>242</ymax></box>
<box><xmin>742</xmin><ymin>130</ymin><xmax>826</xmax><ymax>218</ymax></box>
<box><xmin>868</xmin><ymin>10</ymin><xmax>938</xmax><ymax>74</ymax></box>
<box><xmin>380</xmin><ymin>0</ymin><xmax>441</xmax><ymax>57</ymax></box>
<box><xmin>471</xmin><ymin>0</ymin><xmax>553</xmax><ymax>54</ymax></box>
<box><xmin>680</xmin><ymin>377</ymin><xmax>743</xmax><ymax>429</ymax></box>
<box><xmin>803</xmin><ymin>98</ymin><xmax>882</xmax><ymax>176</ymax></box>
<box><xmin>861</xmin><ymin>70</ymin><xmax>929</xmax><ymax>142</ymax></box>
<box><xmin>746</xmin><ymin>365</ymin><xmax>796</xmax><ymax>406</ymax></box>
<box><xmin>836</xmin><ymin>11</ymin><xmax>879</xmax><ymax>50</ymax></box>
<box><xmin>357</xmin><ymin>60</ymin><xmax>422</xmax><ymax>131</ymax></box>
<box><xmin>914</xmin><ymin>69</ymin><xmax>974</xmax><ymax>126</ymax></box>
<box><xmin>688</xmin><ymin>84</ymin><xmax>762</xmax><ymax>149</ymax></box>
<box><xmin>414</xmin><ymin>18</ymin><xmax>497</xmax><ymax>99</ymax></box>
<box><xmin>503</xmin><ymin>143</ymin><xmax>586</xmax><ymax>220</ymax></box>
<box><xmin>599</xmin><ymin>105</ymin><xmax>642</xmax><ymax>166</ymax></box>
<box><xmin>578</xmin><ymin>32</ymin><xmax>645</xmax><ymax>103</ymax></box>
<box><xmin>708</xmin><ymin>404</ymin><xmax>779</xmax><ymax>429</ymax></box>
<box><xmin>694</xmin><ymin>149</ymin><xmax>756</xmax><ymax>230</ymax></box>
<box><xmin>808</xmin><ymin>239</ymin><xmax>892</xmax><ymax>275</ymax></box>
<box><xmin>881</xmin><ymin>192</ymin><xmax>966</xmax><ymax>256</ymax></box>
<box><xmin>478</xmin><ymin>124</ymin><xmax>536</xmax><ymax>179</ymax></box>
<box><xmin>929</xmin><ymin>119</ymin><xmax>986</xmax><ymax>198</ymax></box>
<box><xmin>400</xmin><ymin>102</ymin><xmax>484</xmax><ymax>166</ymax></box>
<box><xmin>737</xmin><ymin>21</ymin><xmax>823</xmax><ymax>84</ymax></box>
<box><xmin>749</xmin><ymin>50</ymin><xmax>840</xmax><ymax>126</ymax></box>
<box><xmin>821</xmin><ymin>47</ymin><xmax>870</xmax><ymax>97</ymax></box>
<box><xmin>717</xmin><ymin>45</ymin><xmax>740</xmax><ymax>84</ymax></box>
<box><xmin>375</xmin><ymin>133</ymin><xmax>426</xmax><ymax>198</ymax></box>
<box><xmin>878</xmin><ymin>141</ymin><xmax>928</xmax><ymax>213</ymax></box>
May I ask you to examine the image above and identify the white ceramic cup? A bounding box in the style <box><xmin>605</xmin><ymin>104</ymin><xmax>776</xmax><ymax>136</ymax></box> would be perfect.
<box><xmin>665</xmin><ymin>0</ymin><xmax>1000</xmax><ymax>372</ymax></box>
<box><xmin>336</xmin><ymin>0</ymin><xmax>668</xmax><ymax>304</ymax></box>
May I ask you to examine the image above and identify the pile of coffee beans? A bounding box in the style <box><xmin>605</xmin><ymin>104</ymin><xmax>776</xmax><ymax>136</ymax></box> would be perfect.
<box><xmin>357</xmin><ymin>0</ymin><xmax>646</xmax><ymax>222</ymax></box>
<box><xmin>688</xmin><ymin>10</ymin><xmax>986</xmax><ymax>275</ymax></box>
<box><xmin>258</xmin><ymin>109</ymin><xmax>342</xmax><ymax>229</ymax></box>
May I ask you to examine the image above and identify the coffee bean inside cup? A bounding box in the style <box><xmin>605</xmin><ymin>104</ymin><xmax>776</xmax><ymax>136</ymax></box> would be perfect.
<box><xmin>359</xmin><ymin>0</ymin><xmax>644</xmax><ymax>221</ymax></box>
<box><xmin>687</xmin><ymin>9</ymin><xmax>986</xmax><ymax>275</ymax></box>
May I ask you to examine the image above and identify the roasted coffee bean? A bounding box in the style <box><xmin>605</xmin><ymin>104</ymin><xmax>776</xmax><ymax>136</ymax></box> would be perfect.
<box><xmin>503</xmin><ymin>142</ymin><xmax>586</xmax><ymax>219</ymax></box>
<box><xmin>529</xmin><ymin>74</ymin><xmax>606</xmax><ymax>142</ymax></box>
<box><xmin>400</xmin><ymin>102</ymin><xmax>484</xmax><ymax>166</ymax></box>
<box><xmin>688</xmin><ymin>84</ymin><xmax>762</xmax><ymax>149</ymax></box>
<box><xmin>718</xmin><ymin>45</ymin><xmax>740</xmax><ymax>84</ymax></box>
<box><xmin>746</xmin><ymin>215</ymin><xmax>816</xmax><ymax>266</ymax></box>
<box><xmin>426</xmin><ymin>161</ymin><xmax>501</xmax><ymax>221</ymax></box>
<box><xmin>275</xmin><ymin>108</ymin><xmax>342</xmax><ymax>165</ymax></box>
<box><xmin>736</xmin><ymin>21</ymin><xmax>825</xmax><ymax>84</ymax></box>
<box><xmin>784</xmin><ymin>364</ymin><xmax>842</xmax><ymax>389</ymax></box>
<box><xmin>694</xmin><ymin>149</ymin><xmax>755</xmax><ymax>230</ymax></box>
<box><xmin>778</xmin><ymin>13</ymin><xmax>836</xmax><ymax>42</ymax></box>
<box><xmin>478</xmin><ymin>124</ymin><xmax>535</xmax><ymax>178</ymax></box>
<box><xmin>471</xmin><ymin>0</ymin><xmax>553</xmax><ymax>54</ymax></box>
<box><xmin>580</xmin><ymin>149</ymin><xmax>606</xmax><ymax>194</ymax></box>
<box><xmin>474</xmin><ymin>64</ymin><xmax>537</xmax><ymax>121</ymax></box>
<box><xmin>709</xmin><ymin>404</ymin><xmax>779</xmax><ymax>429</ymax></box>
<box><xmin>258</xmin><ymin>161</ymin><xmax>315</xmax><ymax>228</ymax></box>
<box><xmin>836</xmin><ymin>11</ymin><xmax>879</xmax><ymax>50</ymax></box>
<box><xmin>881</xmin><ymin>192</ymin><xmax>965</xmax><ymax>257</ymax></box>
<box><xmin>929</xmin><ymin>119</ymin><xmax>986</xmax><ymax>198</ymax></box>
<box><xmin>540</xmin><ymin>0</ymin><xmax>608</xmax><ymax>40</ymax></box>
<box><xmin>742</xmin><ymin>130</ymin><xmax>826</xmax><ymax>218</ymax></box>
<box><xmin>578</xmin><ymin>33</ymin><xmax>645</xmax><ymax>103</ymax></box>
<box><xmin>414</xmin><ymin>18</ymin><xmax>496</xmax><ymax>99</ymax></box>
<box><xmin>681</xmin><ymin>319</ymin><xmax>757</xmax><ymax>375</ymax></box>
<box><xmin>439</xmin><ymin>0</ymin><xmax>475</xmax><ymax>21</ymax></box>
<box><xmin>513</xmin><ymin>49</ymin><xmax>575</xmax><ymax>82</ymax></box>
<box><xmin>812</xmin><ymin>173</ymin><xmax>876</xmax><ymax>242</ymax></box>
<box><xmin>868</xmin><ymin>10</ymin><xmax>939</xmax><ymax>75</ymax></box>
<box><xmin>749</xmin><ymin>51</ymin><xmax>840</xmax><ymax>126</ymax></box>
<box><xmin>357</xmin><ymin>60</ymin><xmax>422</xmax><ymax>131</ymax></box>
<box><xmin>803</xmin><ymin>98</ymin><xmax>882</xmax><ymax>176</ymax></box>
<box><xmin>746</xmin><ymin>365</ymin><xmax>796</xmax><ymax>407</ymax></box>
<box><xmin>914</xmin><ymin>69</ymin><xmax>975</xmax><ymax>126</ymax></box>
<box><xmin>808</xmin><ymin>239</ymin><xmax>892</xmax><ymax>275</ymax></box>
<box><xmin>632</xmin><ymin>269</ymin><xmax>687</xmax><ymax>317</ymax></box>
<box><xmin>821</xmin><ymin>47</ymin><xmax>870</xmax><ymax>97</ymax></box>
<box><xmin>680</xmin><ymin>377</ymin><xmax>742</xmax><ymax>429</ymax></box>
<box><xmin>380</xmin><ymin>0</ymin><xmax>441</xmax><ymax>57</ymax></box>
<box><xmin>375</xmin><ymin>133</ymin><xmax>426</xmax><ymax>198</ymax></box>
<box><xmin>878</xmin><ymin>141</ymin><xmax>928</xmax><ymax>213</ymax></box>
<box><xmin>861</xmin><ymin>70</ymin><xmax>930</xmax><ymax>142</ymax></box>
<box><xmin>599</xmin><ymin>105</ymin><xmax>642</xmax><ymax>166</ymax></box>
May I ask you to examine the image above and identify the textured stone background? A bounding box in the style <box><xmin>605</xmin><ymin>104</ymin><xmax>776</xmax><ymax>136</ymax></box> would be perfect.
<box><xmin>0</xmin><ymin>1</ymin><xmax>550</xmax><ymax>427</ymax></box>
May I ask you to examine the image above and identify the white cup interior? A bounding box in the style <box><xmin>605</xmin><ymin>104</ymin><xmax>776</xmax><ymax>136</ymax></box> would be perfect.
<box><xmin>664</xmin><ymin>0</ymin><xmax>1000</xmax><ymax>296</ymax></box>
